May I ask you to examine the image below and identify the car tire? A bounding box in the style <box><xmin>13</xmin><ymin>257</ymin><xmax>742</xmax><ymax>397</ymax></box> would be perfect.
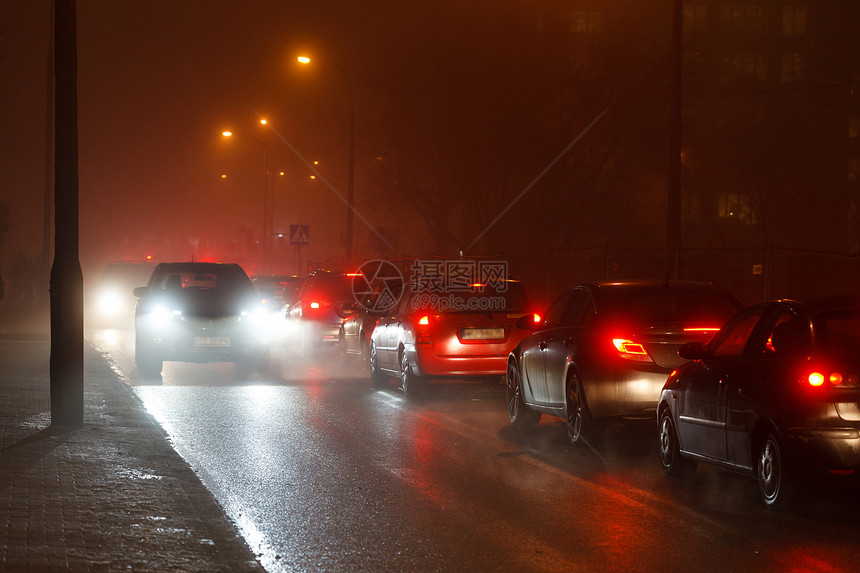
<box><xmin>135</xmin><ymin>337</ymin><xmax>162</xmax><ymax>377</ymax></box>
<box><xmin>757</xmin><ymin>432</ymin><xmax>793</xmax><ymax>509</ymax></box>
<box><xmin>369</xmin><ymin>342</ymin><xmax>387</xmax><ymax>389</ymax></box>
<box><xmin>659</xmin><ymin>408</ymin><xmax>693</xmax><ymax>476</ymax></box>
<box><xmin>400</xmin><ymin>350</ymin><xmax>424</xmax><ymax>396</ymax></box>
<box><xmin>565</xmin><ymin>372</ymin><xmax>603</xmax><ymax>446</ymax></box>
<box><xmin>506</xmin><ymin>361</ymin><xmax>540</xmax><ymax>429</ymax></box>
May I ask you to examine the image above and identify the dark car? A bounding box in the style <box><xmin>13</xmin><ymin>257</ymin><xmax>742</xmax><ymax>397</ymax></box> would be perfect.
<box><xmin>89</xmin><ymin>260</ymin><xmax>154</xmax><ymax>327</ymax></box>
<box><xmin>251</xmin><ymin>274</ymin><xmax>303</xmax><ymax>317</ymax></box>
<box><xmin>658</xmin><ymin>295</ymin><xmax>860</xmax><ymax>508</ymax></box>
<box><xmin>369</xmin><ymin>279</ymin><xmax>535</xmax><ymax>395</ymax></box>
<box><xmin>287</xmin><ymin>269</ymin><xmax>358</xmax><ymax>348</ymax></box>
<box><xmin>133</xmin><ymin>262</ymin><xmax>269</xmax><ymax>376</ymax></box>
<box><xmin>506</xmin><ymin>281</ymin><xmax>743</xmax><ymax>445</ymax></box>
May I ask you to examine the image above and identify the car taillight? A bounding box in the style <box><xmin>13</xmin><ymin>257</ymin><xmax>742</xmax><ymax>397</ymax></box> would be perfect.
<box><xmin>683</xmin><ymin>327</ymin><xmax>721</xmax><ymax>334</ymax></box>
<box><xmin>532</xmin><ymin>313</ymin><xmax>541</xmax><ymax>324</ymax></box>
<box><xmin>416</xmin><ymin>315</ymin><xmax>431</xmax><ymax>343</ymax></box>
<box><xmin>310</xmin><ymin>301</ymin><xmax>321</xmax><ymax>309</ymax></box>
<box><xmin>804</xmin><ymin>370</ymin><xmax>850</xmax><ymax>387</ymax></box>
<box><xmin>612</xmin><ymin>338</ymin><xmax>653</xmax><ymax>363</ymax></box>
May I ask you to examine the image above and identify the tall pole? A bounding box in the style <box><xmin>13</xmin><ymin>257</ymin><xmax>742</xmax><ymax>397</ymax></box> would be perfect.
<box><xmin>42</xmin><ymin>3</ymin><xmax>55</xmax><ymax>307</ymax></box>
<box><xmin>666</xmin><ymin>0</ymin><xmax>683</xmax><ymax>278</ymax></box>
<box><xmin>346</xmin><ymin>90</ymin><xmax>355</xmax><ymax>264</ymax></box>
<box><xmin>51</xmin><ymin>0</ymin><xmax>84</xmax><ymax>428</ymax></box>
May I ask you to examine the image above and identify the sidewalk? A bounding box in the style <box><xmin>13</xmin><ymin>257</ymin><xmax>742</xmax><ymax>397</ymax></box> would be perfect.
<box><xmin>0</xmin><ymin>301</ymin><xmax>264</xmax><ymax>571</ymax></box>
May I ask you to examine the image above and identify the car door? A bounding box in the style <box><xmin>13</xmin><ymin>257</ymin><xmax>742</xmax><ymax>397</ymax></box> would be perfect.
<box><xmin>544</xmin><ymin>289</ymin><xmax>595</xmax><ymax>407</ymax></box>
<box><xmin>520</xmin><ymin>290</ymin><xmax>575</xmax><ymax>404</ymax></box>
<box><xmin>677</xmin><ymin>306</ymin><xmax>767</xmax><ymax>461</ymax></box>
<box><xmin>724</xmin><ymin>305</ymin><xmax>808</xmax><ymax>470</ymax></box>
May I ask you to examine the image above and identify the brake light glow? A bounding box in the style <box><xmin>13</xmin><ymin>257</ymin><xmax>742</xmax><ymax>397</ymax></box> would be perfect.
<box><xmin>310</xmin><ymin>301</ymin><xmax>320</xmax><ymax>309</ymax></box>
<box><xmin>808</xmin><ymin>372</ymin><xmax>825</xmax><ymax>387</ymax></box>
<box><xmin>469</xmin><ymin>283</ymin><xmax>487</xmax><ymax>288</ymax></box>
<box><xmin>416</xmin><ymin>315</ymin><xmax>431</xmax><ymax>343</ymax></box>
<box><xmin>805</xmin><ymin>370</ymin><xmax>847</xmax><ymax>387</ymax></box>
<box><xmin>683</xmin><ymin>327</ymin><xmax>720</xmax><ymax>333</ymax></box>
<box><xmin>612</xmin><ymin>338</ymin><xmax>653</xmax><ymax>363</ymax></box>
<box><xmin>533</xmin><ymin>313</ymin><xmax>541</xmax><ymax>324</ymax></box>
<box><xmin>346</xmin><ymin>272</ymin><xmax>363</xmax><ymax>277</ymax></box>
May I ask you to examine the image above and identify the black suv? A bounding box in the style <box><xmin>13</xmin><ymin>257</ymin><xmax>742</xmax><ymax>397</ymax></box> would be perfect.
<box><xmin>133</xmin><ymin>262</ymin><xmax>269</xmax><ymax>376</ymax></box>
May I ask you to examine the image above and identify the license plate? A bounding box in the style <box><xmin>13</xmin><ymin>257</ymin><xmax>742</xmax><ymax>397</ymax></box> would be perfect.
<box><xmin>194</xmin><ymin>336</ymin><xmax>230</xmax><ymax>348</ymax></box>
<box><xmin>461</xmin><ymin>328</ymin><xmax>505</xmax><ymax>340</ymax></box>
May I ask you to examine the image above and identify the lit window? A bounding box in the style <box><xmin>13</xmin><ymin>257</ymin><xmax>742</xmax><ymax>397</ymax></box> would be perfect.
<box><xmin>782</xmin><ymin>6</ymin><xmax>807</xmax><ymax>37</ymax></box>
<box><xmin>780</xmin><ymin>52</ymin><xmax>802</xmax><ymax>83</ymax></box>
<box><xmin>570</xmin><ymin>11</ymin><xmax>602</xmax><ymax>34</ymax></box>
<box><xmin>683</xmin><ymin>4</ymin><xmax>708</xmax><ymax>34</ymax></box>
<box><xmin>717</xmin><ymin>193</ymin><xmax>757</xmax><ymax>224</ymax></box>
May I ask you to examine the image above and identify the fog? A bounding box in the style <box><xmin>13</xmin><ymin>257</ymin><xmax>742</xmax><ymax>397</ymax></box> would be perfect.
<box><xmin>2</xmin><ymin>1</ymin><xmax>860</xmax><ymax>306</ymax></box>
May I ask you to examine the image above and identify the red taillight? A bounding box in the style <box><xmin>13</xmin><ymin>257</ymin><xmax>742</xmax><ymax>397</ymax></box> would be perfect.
<box><xmin>532</xmin><ymin>313</ymin><xmax>541</xmax><ymax>324</ymax></box>
<box><xmin>346</xmin><ymin>272</ymin><xmax>363</xmax><ymax>277</ymax></box>
<box><xmin>310</xmin><ymin>301</ymin><xmax>321</xmax><ymax>309</ymax></box>
<box><xmin>416</xmin><ymin>315</ymin><xmax>431</xmax><ymax>343</ymax></box>
<box><xmin>805</xmin><ymin>370</ymin><xmax>845</xmax><ymax>387</ymax></box>
<box><xmin>612</xmin><ymin>338</ymin><xmax>653</xmax><ymax>363</ymax></box>
<box><xmin>683</xmin><ymin>327</ymin><xmax>721</xmax><ymax>334</ymax></box>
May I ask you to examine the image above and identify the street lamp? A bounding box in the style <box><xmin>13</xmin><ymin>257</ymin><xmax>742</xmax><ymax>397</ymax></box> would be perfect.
<box><xmin>221</xmin><ymin>126</ymin><xmax>272</xmax><ymax>267</ymax></box>
<box><xmin>297</xmin><ymin>55</ymin><xmax>355</xmax><ymax>263</ymax></box>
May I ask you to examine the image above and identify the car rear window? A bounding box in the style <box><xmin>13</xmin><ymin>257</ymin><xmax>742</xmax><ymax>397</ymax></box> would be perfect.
<box><xmin>408</xmin><ymin>281</ymin><xmax>530</xmax><ymax>314</ymax></box>
<box><xmin>609</xmin><ymin>290</ymin><xmax>739</xmax><ymax>324</ymax></box>
<box><xmin>821</xmin><ymin>310</ymin><xmax>860</xmax><ymax>360</ymax></box>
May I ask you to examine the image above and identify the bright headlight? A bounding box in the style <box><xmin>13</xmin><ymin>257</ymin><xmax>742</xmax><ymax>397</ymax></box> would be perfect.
<box><xmin>150</xmin><ymin>305</ymin><xmax>180</xmax><ymax>326</ymax></box>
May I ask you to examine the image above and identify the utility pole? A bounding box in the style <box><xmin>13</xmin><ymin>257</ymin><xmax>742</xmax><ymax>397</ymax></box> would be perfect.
<box><xmin>50</xmin><ymin>0</ymin><xmax>83</xmax><ymax>428</ymax></box>
<box><xmin>666</xmin><ymin>0</ymin><xmax>682</xmax><ymax>279</ymax></box>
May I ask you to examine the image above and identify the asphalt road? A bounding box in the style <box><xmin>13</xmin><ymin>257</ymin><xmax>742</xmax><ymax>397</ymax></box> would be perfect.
<box><xmin>88</xmin><ymin>326</ymin><xmax>860</xmax><ymax>573</ymax></box>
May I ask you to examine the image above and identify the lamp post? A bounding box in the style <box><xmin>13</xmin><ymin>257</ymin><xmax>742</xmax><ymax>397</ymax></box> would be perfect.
<box><xmin>297</xmin><ymin>55</ymin><xmax>355</xmax><ymax>263</ymax></box>
<box><xmin>222</xmin><ymin>125</ymin><xmax>271</xmax><ymax>268</ymax></box>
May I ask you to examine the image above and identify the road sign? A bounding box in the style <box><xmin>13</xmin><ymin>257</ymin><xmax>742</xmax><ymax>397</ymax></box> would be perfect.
<box><xmin>290</xmin><ymin>224</ymin><xmax>310</xmax><ymax>245</ymax></box>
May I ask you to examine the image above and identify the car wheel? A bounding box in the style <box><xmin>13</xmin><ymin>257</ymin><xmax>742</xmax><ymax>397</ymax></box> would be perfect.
<box><xmin>135</xmin><ymin>337</ymin><xmax>162</xmax><ymax>377</ymax></box>
<box><xmin>506</xmin><ymin>361</ymin><xmax>540</xmax><ymax>428</ymax></box>
<box><xmin>659</xmin><ymin>408</ymin><xmax>693</xmax><ymax>476</ymax></box>
<box><xmin>369</xmin><ymin>342</ymin><xmax>387</xmax><ymax>389</ymax></box>
<box><xmin>565</xmin><ymin>372</ymin><xmax>603</xmax><ymax>446</ymax></box>
<box><xmin>757</xmin><ymin>432</ymin><xmax>793</xmax><ymax>509</ymax></box>
<box><xmin>400</xmin><ymin>350</ymin><xmax>424</xmax><ymax>396</ymax></box>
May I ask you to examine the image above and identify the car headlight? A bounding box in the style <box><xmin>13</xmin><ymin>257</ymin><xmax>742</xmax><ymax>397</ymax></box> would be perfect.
<box><xmin>149</xmin><ymin>305</ymin><xmax>181</xmax><ymax>327</ymax></box>
<box><xmin>96</xmin><ymin>288</ymin><xmax>124</xmax><ymax>316</ymax></box>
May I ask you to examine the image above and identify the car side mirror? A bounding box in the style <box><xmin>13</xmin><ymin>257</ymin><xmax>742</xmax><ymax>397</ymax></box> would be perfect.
<box><xmin>515</xmin><ymin>314</ymin><xmax>541</xmax><ymax>330</ymax></box>
<box><xmin>334</xmin><ymin>302</ymin><xmax>357</xmax><ymax>319</ymax></box>
<box><xmin>133</xmin><ymin>286</ymin><xmax>148</xmax><ymax>298</ymax></box>
<box><xmin>679</xmin><ymin>341</ymin><xmax>707</xmax><ymax>360</ymax></box>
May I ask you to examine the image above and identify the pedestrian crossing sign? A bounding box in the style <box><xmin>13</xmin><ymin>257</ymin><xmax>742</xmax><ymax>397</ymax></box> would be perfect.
<box><xmin>290</xmin><ymin>224</ymin><xmax>310</xmax><ymax>245</ymax></box>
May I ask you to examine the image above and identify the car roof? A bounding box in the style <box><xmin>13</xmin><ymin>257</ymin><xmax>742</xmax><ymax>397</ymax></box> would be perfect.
<box><xmin>153</xmin><ymin>262</ymin><xmax>246</xmax><ymax>274</ymax></box>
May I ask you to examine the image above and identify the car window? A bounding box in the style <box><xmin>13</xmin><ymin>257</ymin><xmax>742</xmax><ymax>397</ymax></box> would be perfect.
<box><xmin>753</xmin><ymin>310</ymin><xmax>811</xmax><ymax>357</ymax></box>
<box><xmin>562</xmin><ymin>290</ymin><xmax>595</xmax><ymax>327</ymax></box>
<box><xmin>543</xmin><ymin>291</ymin><xmax>574</xmax><ymax>328</ymax></box>
<box><xmin>708</xmin><ymin>308</ymin><xmax>766</xmax><ymax>358</ymax></box>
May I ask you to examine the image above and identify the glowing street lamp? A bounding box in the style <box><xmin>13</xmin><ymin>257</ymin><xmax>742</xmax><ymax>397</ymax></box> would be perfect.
<box><xmin>297</xmin><ymin>54</ymin><xmax>356</xmax><ymax>262</ymax></box>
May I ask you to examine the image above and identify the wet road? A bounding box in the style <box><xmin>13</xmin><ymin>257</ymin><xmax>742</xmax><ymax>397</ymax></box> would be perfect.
<box><xmin>89</xmin><ymin>326</ymin><xmax>860</xmax><ymax>572</ymax></box>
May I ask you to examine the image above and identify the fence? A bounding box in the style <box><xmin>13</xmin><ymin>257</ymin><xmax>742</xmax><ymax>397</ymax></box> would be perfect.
<box><xmin>506</xmin><ymin>245</ymin><xmax>860</xmax><ymax>308</ymax></box>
